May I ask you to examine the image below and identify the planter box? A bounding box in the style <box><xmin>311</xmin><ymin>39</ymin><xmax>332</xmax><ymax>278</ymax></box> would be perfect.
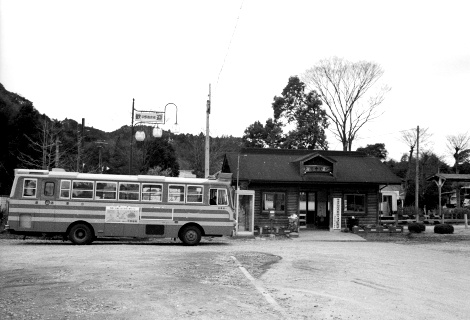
<box><xmin>365</xmin><ymin>226</ymin><xmax>383</xmax><ymax>233</ymax></box>
<box><xmin>389</xmin><ymin>226</ymin><xmax>403</xmax><ymax>233</ymax></box>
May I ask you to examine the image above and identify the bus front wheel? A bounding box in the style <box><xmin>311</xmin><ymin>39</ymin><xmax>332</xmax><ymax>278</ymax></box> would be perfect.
<box><xmin>69</xmin><ymin>223</ymin><xmax>94</xmax><ymax>245</ymax></box>
<box><xmin>179</xmin><ymin>226</ymin><xmax>202</xmax><ymax>246</ymax></box>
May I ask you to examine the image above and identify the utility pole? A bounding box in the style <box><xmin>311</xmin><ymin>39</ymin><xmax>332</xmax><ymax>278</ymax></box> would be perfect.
<box><xmin>42</xmin><ymin>115</ymin><xmax>47</xmax><ymax>170</ymax></box>
<box><xmin>415</xmin><ymin>126</ymin><xmax>420</xmax><ymax>221</ymax></box>
<box><xmin>96</xmin><ymin>140</ymin><xmax>108</xmax><ymax>173</ymax></box>
<box><xmin>77</xmin><ymin>118</ymin><xmax>85</xmax><ymax>172</ymax></box>
<box><xmin>205</xmin><ymin>84</ymin><xmax>211</xmax><ymax>178</ymax></box>
<box><xmin>129</xmin><ymin>98</ymin><xmax>135</xmax><ymax>175</ymax></box>
<box><xmin>55</xmin><ymin>136</ymin><xmax>60</xmax><ymax>168</ymax></box>
<box><xmin>77</xmin><ymin>121</ymin><xmax>80</xmax><ymax>172</ymax></box>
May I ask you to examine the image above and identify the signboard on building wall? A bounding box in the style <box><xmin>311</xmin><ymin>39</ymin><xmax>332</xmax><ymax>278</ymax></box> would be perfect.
<box><xmin>304</xmin><ymin>165</ymin><xmax>332</xmax><ymax>173</ymax></box>
<box><xmin>332</xmin><ymin>198</ymin><xmax>341</xmax><ymax>230</ymax></box>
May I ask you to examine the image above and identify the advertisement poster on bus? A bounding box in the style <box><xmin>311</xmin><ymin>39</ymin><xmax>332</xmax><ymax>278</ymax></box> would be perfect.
<box><xmin>105</xmin><ymin>206</ymin><xmax>140</xmax><ymax>223</ymax></box>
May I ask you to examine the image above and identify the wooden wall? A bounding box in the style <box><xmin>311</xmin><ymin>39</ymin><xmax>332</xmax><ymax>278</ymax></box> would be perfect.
<box><xmin>331</xmin><ymin>186</ymin><xmax>379</xmax><ymax>227</ymax></box>
<box><xmin>241</xmin><ymin>182</ymin><xmax>380</xmax><ymax>230</ymax></box>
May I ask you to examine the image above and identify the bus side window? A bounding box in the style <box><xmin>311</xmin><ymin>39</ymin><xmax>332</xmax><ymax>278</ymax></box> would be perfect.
<box><xmin>168</xmin><ymin>185</ymin><xmax>185</xmax><ymax>203</ymax></box>
<box><xmin>119</xmin><ymin>183</ymin><xmax>140</xmax><ymax>201</ymax></box>
<box><xmin>23</xmin><ymin>179</ymin><xmax>37</xmax><ymax>197</ymax></box>
<box><xmin>60</xmin><ymin>180</ymin><xmax>71</xmax><ymax>199</ymax></box>
<box><xmin>72</xmin><ymin>181</ymin><xmax>94</xmax><ymax>199</ymax></box>
<box><xmin>44</xmin><ymin>182</ymin><xmax>55</xmax><ymax>197</ymax></box>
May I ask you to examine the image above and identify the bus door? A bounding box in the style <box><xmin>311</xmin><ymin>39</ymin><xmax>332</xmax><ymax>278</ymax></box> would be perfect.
<box><xmin>39</xmin><ymin>179</ymin><xmax>57</xmax><ymax>232</ymax></box>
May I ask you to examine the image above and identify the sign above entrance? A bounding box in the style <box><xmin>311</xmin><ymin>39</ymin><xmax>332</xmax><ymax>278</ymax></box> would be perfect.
<box><xmin>304</xmin><ymin>165</ymin><xmax>332</xmax><ymax>173</ymax></box>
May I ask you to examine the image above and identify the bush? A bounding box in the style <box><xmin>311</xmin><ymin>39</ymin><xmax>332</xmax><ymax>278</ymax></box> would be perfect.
<box><xmin>434</xmin><ymin>224</ymin><xmax>454</xmax><ymax>234</ymax></box>
<box><xmin>408</xmin><ymin>222</ymin><xmax>426</xmax><ymax>233</ymax></box>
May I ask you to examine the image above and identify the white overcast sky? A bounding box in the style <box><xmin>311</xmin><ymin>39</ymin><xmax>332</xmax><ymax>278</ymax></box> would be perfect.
<box><xmin>1</xmin><ymin>0</ymin><xmax>469</xmax><ymax>164</ymax></box>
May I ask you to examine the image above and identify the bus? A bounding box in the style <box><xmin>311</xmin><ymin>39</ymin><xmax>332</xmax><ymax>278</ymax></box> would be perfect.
<box><xmin>5</xmin><ymin>169</ymin><xmax>236</xmax><ymax>245</ymax></box>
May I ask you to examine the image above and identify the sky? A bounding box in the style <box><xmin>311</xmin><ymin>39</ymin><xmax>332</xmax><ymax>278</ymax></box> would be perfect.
<box><xmin>1</xmin><ymin>0</ymin><xmax>469</xmax><ymax>165</ymax></box>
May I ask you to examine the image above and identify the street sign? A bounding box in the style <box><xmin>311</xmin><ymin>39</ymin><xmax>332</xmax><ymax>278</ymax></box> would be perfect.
<box><xmin>134</xmin><ymin>111</ymin><xmax>164</xmax><ymax>124</ymax></box>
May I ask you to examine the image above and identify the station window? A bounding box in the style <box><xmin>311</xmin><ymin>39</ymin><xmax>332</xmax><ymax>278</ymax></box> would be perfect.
<box><xmin>262</xmin><ymin>192</ymin><xmax>285</xmax><ymax>212</ymax></box>
<box><xmin>96</xmin><ymin>181</ymin><xmax>117</xmax><ymax>200</ymax></box>
<box><xmin>119</xmin><ymin>183</ymin><xmax>140</xmax><ymax>201</ymax></box>
<box><xmin>60</xmin><ymin>180</ymin><xmax>71</xmax><ymax>199</ymax></box>
<box><xmin>344</xmin><ymin>194</ymin><xmax>365</xmax><ymax>212</ymax></box>
<box><xmin>23</xmin><ymin>179</ymin><xmax>37</xmax><ymax>198</ymax></box>
<box><xmin>168</xmin><ymin>185</ymin><xmax>185</xmax><ymax>202</ymax></box>
<box><xmin>187</xmin><ymin>185</ymin><xmax>203</xmax><ymax>203</ymax></box>
<box><xmin>72</xmin><ymin>181</ymin><xmax>94</xmax><ymax>199</ymax></box>
<box><xmin>142</xmin><ymin>184</ymin><xmax>163</xmax><ymax>202</ymax></box>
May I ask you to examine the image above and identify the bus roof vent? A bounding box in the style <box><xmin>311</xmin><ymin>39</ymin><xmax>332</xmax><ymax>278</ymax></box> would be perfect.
<box><xmin>214</xmin><ymin>172</ymin><xmax>232</xmax><ymax>182</ymax></box>
<box><xmin>52</xmin><ymin>168</ymin><xmax>67</xmax><ymax>172</ymax></box>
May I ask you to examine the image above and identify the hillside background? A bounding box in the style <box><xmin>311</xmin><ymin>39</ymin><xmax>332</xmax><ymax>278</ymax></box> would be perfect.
<box><xmin>0</xmin><ymin>83</ymin><xmax>242</xmax><ymax>194</ymax></box>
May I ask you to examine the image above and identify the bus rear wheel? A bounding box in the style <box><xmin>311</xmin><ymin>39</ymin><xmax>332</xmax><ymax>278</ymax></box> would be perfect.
<box><xmin>69</xmin><ymin>223</ymin><xmax>94</xmax><ymax>245</ymax></box>
<box><xmin>179</xmin><ymin>226</ymin><xmax>202</xmax><ymax>246</ymax></box>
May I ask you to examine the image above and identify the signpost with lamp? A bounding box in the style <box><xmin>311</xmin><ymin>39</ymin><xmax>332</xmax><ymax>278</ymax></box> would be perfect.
<box><xmin>129</xmin><ymin>99</ymin><xmax>179</xmax><ymax>174</ymax></box>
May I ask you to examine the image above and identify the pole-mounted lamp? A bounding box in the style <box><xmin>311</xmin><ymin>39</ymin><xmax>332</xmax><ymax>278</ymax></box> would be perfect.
<box><xmin>129</xmin><ymin>99</ymin><xmax>179</xmax><ymax>174</ymax></box>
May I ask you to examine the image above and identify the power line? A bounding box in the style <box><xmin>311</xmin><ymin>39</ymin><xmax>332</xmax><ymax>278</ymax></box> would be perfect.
<box><xmin>216</xmin><ymin>0</ymin><xmax>244</xmax><ymax>86</ymax></box>
<box><xmin>354</xmin><ymin>127</ymin><xmax>417</xmax><ymax>141</ymax></box>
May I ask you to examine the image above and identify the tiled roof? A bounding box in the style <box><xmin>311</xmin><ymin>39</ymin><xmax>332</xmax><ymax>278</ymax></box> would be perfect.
<box><xmin>222</xmin><ymin>148</ymin><xmax>402</xmax><ymax>185</ymax></box>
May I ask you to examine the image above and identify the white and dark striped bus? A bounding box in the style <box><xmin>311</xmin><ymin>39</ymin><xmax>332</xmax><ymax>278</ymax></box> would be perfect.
<box><xmin>5</xmin><ymin>169</ymin><xmax>235</xmax><ymax>245</ymax></box>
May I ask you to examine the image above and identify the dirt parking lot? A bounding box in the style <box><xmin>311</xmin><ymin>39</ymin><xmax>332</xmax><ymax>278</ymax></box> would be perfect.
<box><xmin>2</xmin><ymin>226</ymin><xmax>470</xmax><ymax>320</ymax></box>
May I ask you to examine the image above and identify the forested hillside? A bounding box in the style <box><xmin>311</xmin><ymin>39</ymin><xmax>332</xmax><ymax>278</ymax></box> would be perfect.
<box><xmin>0</xmin><ymin>83</ymin><xmax>242</xmax><ymax>194</ymax></box>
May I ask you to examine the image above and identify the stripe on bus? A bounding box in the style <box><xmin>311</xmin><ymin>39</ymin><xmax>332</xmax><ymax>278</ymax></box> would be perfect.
<box><xmin>8</xmin><ymin>210</ymin><xmax>231</xmax><ymax>222</ymax></box>
<box><xmin>13</xmin><ymin>216</ymin><xmax>234</xmax><ymax>227</ymax></box>
<box><xmin>9</xmin><ymin>200</ymin><xmax>230</xmax><ymax>213</ymax></box>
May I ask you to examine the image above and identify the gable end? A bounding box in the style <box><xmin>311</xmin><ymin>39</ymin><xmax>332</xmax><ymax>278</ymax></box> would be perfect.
<box><xmin>299</xmin><ymin>154</ymin><xmax>336</xmax><ymax>177</ymax></box>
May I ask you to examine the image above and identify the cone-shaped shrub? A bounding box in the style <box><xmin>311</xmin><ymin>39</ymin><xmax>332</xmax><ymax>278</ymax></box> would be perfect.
<box><xmin>434</xmin><ymin>224</ymin><xmax>454</xmax><ymax>234</ymax></box>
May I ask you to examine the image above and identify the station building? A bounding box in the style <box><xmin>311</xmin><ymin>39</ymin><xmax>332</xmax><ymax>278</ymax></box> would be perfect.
<box><xmin>221</xmin><ymin>148</ymin><xmax>402</xmax><ymax>234</ymax></box>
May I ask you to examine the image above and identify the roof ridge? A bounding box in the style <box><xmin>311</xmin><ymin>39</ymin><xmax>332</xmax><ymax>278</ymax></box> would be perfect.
<box><xmin>235</xmin><ymin>148</ymin><xmax>367</xmax><ymax>157</ymax></box>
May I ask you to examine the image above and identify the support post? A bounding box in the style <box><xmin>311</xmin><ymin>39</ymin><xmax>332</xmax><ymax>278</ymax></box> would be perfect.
<box><xmin>415</xmin><ymin>126</ymin><xmax>420</xmax><ymax>221</ymax></box>
<box><xmin>433</xmin><ymin>176</ymin><xmax>445</xmax><ymax>224</ymax></box>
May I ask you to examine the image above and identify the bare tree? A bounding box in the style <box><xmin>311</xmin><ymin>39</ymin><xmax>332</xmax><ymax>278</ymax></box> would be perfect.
<box><xmin>16</xmin><ymin>118</ymin><xmax>79</xmax><ymax>171</ymax></box>
<box><xmin>401</xmin><ymin>127</ymin><xmax>431</xmax><ymax>164</ymax></box>
<box><xmin>302</xmin><ymin>57</ymin><xmax>390</xmax><ymax>151</ymax></box>
<box><xmin>400</xmin><ymin>127</ymin><xmax>431</xmax><ymax>194</ymax></box>
<box><xmin>17</xmin><ymin>118</ymin><xmax>58</xmax><ymax>170</ymax></box>
<box><xmin>446</xmin><ymin>132</ymin><xmax>470</xmax><ymax>174</ymax></box>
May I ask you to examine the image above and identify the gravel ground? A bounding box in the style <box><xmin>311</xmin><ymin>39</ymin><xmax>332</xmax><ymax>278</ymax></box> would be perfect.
<box><xmin>1</xmin><ymin>226</ymin><xmax>470</xmax><ymax>320</ymax></box>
